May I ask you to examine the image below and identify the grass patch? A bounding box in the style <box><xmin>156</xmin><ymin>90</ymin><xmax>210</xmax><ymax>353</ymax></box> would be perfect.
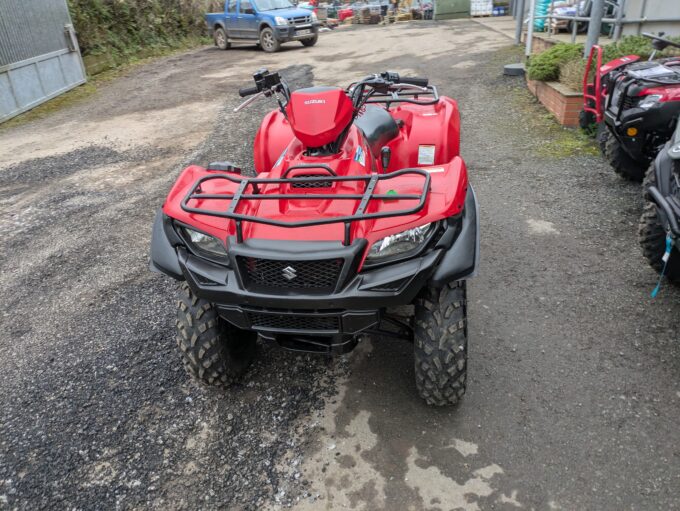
<box><xmin>500</xmin><ymin>70</ymin><xmax>598</xmax><ymax>159</ymax></box>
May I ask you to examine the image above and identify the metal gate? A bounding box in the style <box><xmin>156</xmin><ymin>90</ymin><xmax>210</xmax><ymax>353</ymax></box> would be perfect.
<box><xmin>0</xmin><ymin>0</ymin><xmax>86</xmax><ymax>123</ymax></box>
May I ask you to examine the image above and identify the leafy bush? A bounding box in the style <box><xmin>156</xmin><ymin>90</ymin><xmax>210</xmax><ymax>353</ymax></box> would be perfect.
<box><xmin>526</xmin><ymin>43</ymin><xmax>584</xmax><ymax>82</ymax></box>
<box><xmin>530</xmin><ymin>35</ymin><xmax>680</xmax><ymax>90</ymax></box>
<box><xmin>68</xmin><ymin>0</ymin><xmax>222</xmax><ymax>60</ymax></box>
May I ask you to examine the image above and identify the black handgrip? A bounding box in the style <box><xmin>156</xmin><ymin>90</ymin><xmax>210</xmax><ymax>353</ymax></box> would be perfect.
<box><xmin>239</xmin><ymin>85</ymin><xmax>259</xmax><ymax>97</ymax></box>
<box><xmin>399</xmin><ymin>76</ymin><xmax>429</xmax><ymax>87</ymax></box>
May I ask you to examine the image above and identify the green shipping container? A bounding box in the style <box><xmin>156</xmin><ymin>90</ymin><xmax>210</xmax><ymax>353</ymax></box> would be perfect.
<box><xmin>434</xmin><ymin>0</ymin><xmax>470</xmax><ymax>19</ymax></box>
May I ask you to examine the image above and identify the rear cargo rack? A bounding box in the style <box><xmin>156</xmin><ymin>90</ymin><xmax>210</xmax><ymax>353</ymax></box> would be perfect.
<box><xmin>180</xmin><ymin>168</ymin><xmax>431</xmax><ymax>246</ymax></box>
<box><xmin>365</xmin><ymin>85</ymin><xmax>439</xmax><ymax>106</ymax></box>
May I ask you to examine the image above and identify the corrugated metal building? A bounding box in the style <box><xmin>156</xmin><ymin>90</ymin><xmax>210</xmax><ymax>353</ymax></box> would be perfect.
<box><xmin>621</xmin><ymin>0</ymin><xmax>680</xmax><ymax>36</ymax></box>
<box><xmin>0</xmin><ymin>0</ymin><xmax>86</xmax><ymax>123</ymax></box>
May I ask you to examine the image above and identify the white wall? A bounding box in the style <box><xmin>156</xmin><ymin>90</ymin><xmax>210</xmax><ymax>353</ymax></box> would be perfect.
<box><xmin>621</xmin><ymin>0</ymin><xmax>680</xmax><ymax>36</ymax></box>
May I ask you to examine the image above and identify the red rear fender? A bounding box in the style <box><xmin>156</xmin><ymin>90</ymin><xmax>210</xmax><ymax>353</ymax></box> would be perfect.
<box><xmin>387</xmin><ymin>97</ymin><xmax>460</xmax><ymax>171</ymax></box>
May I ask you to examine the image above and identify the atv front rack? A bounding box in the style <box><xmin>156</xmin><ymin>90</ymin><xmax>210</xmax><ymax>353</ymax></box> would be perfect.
<box><xmin>180</xmin><ymin>168</ymin><xmax>431</xmax><ymax>246</ymax></box>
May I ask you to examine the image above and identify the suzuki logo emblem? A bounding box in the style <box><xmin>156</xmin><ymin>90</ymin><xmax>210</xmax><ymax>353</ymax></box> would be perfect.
<box><xmin>282</xmin><ymin>266</ymin><xmax>297</xmax><ymax>280</ymax></box>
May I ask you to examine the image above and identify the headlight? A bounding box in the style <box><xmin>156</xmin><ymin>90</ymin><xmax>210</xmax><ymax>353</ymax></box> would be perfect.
<box><xmin>311</xmin><ymin>11</ymin><xmax>318</xmax><ymax>21</ymax></box>
<box><xmin>366</xmin><ymin>223</ymin><xmax>436</xmax><ymax>263</ymax></box>
<box><xmin>639</xmin><ymin>94</ymin><xmax>662</xmax><ymax>109</ymax></box>
<box><xmin>180</xmin><ymin>226</ymin><xmax>227</xmax><ymax>258</ymax></box>
<box><xmin>275</xmin><ymin>16</ymin><xmax>288</xmax><ymax>26</ymax></box>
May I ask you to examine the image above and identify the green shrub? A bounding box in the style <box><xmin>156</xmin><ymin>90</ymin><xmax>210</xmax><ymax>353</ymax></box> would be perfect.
<box><xmin>526</xmin><ymin>43</ymin><xmax>584</xmax><ymax>82</ymax></box>
<box><xmin>529</xmin><ymin>35</ymin><xmax>680</xmax><ymax>90</ymax></box>
<box><xmin>68</xmin><ymin>0</ymin><xmax>221</xmax><ymax>61</ymax></box>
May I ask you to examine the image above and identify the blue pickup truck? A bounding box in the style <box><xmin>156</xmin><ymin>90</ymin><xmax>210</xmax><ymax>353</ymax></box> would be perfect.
<box><xmin>206</xmin><ymin>0</ymin><xmax>320</xmax><ymax>53</ymax></box>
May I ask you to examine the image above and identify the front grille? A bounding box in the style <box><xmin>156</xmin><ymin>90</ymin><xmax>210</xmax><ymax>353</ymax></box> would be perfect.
<box><xmin>247</xmin><ymin>312</ymin><xmax>339</xmax><ymax>331</ymax></box>
<box><xmin>291</xmin><ymin>174</ymin><xmax>333</xmax><ymax>188</ymax></box>
<box><xmin>237</xmin><ymin>256</ymin><xmax>343</xmax><ymax>291</ymax></box>
<box><xmin>289</xmin><ymin>16</ymin><xmax>311</xmax><ymax>26</ymax></box>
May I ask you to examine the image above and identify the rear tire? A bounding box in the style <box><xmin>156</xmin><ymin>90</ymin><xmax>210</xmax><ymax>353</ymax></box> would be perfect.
<box><xmin>214</xmin><ymin>27</ymin><xmax>230</xmax><ymax>50</ymax></box>
<box><xmin>301</xmin><ymin>34</ymin><xmax>318</xmax><ymax>47</ymax></box>
<box><xmin>259</xmin><ymin>27</ymin><xmax>280</xmax><ymax>53</ymax></box>
<box><xmin>605</xmin><ymin>132</ymin><xmax>646</xmax><ymax>182</ymax></box>
<box><xmin>176</xmin><ymin>282</ymin><xmax>257</xmax><ymax>387</ymax></box>
<box><xmin>414</xmin><ymin>281</ymin><xmax>468</xmax><ymax>406</ymax></box>
<box><xmin>638</xmin><ymin>203</ymin><xmax>680</xmax><ymax>284</ymax></box>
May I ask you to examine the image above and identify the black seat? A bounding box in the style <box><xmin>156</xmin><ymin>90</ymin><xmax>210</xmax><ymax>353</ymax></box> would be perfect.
<box><xmin>354</xmin><ymin>106</ymin><xmax>399</xmax><ymax>156</ymax></box>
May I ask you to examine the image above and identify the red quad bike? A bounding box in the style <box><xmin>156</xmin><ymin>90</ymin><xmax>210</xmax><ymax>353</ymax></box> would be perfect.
<box><xmin>150</xmin><ymin>69</ymin><xmax>479</xmax><ymax>406</ymax></box>
<box><xmin>582</xmin><ymin>33</ymin><xmax>680</xmax><ymax>182</ymax></box>
<box><xmin>639</xmin><ymin>120</ymin><xmax>680</xmax><ymax>288</ymax></box>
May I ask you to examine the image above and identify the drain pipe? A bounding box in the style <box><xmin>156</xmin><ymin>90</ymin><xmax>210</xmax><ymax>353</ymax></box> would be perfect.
<box><xmin>612</xmin><ymin>0</ymin><xmax>626</xmax><ymax>41</ymax></box>
<box><xmin>514</xmin><ymin>0</ymin><xmax>526</xmax><ymax>44</ymax></box>
<box><xmin>525</xmin><ymin>0</ymin><xmax>536</xmax><ymax>57</ymax></box>
<box><xmin>584</xmin><ymin>0</ymin><xmax>605</xmax><ymax>58</ymax></box>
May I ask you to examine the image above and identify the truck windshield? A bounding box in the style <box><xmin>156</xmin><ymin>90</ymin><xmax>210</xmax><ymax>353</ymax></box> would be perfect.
<box><xmin>253</xmin><ymin>0</ymin><xmax>294</xmax><ymax>10</ymax></box>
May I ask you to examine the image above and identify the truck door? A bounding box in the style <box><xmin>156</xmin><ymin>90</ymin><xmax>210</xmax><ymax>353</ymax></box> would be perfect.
<box><xmin>225</xmin><ymin>0</ymin><xmax>239</xmax><ymax>37</ymax></box>
<box><xmin>237</xmin><ymin>0</ymin><xmax>259</xmax><ymax>40</ymax></box>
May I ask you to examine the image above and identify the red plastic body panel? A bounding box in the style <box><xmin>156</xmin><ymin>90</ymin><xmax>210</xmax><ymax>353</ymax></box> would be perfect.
<box><xmin>386</xmin><ymin>97</ymin><xmax>460</xmax><ymax>169</ymax></box>
<box><xmin>285</xmin><ymin>87</ymin><xmax>355</xmax><ymax>148</ymax></box>
<box><xmin>253</xmin><ymin>110</ymin><xmax>293</xmax><ymax>173</ymax></box>
<box><xmin>599</xmin><ymin>54</ymin><xmax>640</xmax><ymax>76</ymax></box>
<box><xmin>163</xmin><ymin>92</ymin><xmax>467</xmax><ymax>269</ymax></box>
<box><xmin>639</xmin><ymin>85</ymin><xmax>680</xmax><ymax>102</ymax></box>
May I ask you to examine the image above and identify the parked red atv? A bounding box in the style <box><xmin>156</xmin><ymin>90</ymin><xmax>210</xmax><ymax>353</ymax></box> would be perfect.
<box><xmin>150</xmin><ymin>69</ymin><xmax>478</xmax><ymax>406</ymax></box>
<box><xmin>582</xmin><ymin>33</ymin><xmax>680</xmax><ymax>182</ymax></box>
<box><xmin>639</xmin><ymin>121</ymin><xmax>680</xmax><ymax>288</ymax></box>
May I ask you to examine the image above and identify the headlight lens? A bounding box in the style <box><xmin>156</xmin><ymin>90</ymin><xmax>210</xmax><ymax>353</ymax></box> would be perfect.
<box><xmin>275</xmin><ymin>16</ymin><xmax>288</xmax><ymax>26</ymax></box>
<box><xmin>639</xmin><ymin>94</ymin><xmax>662</xmax><ymax>109</ymax></box>
<box><xmin>181</xmin><ymin>226</ymin><xmax>227</xmax><ymax>258</ymax></box>
<box><xmin>366</xmin><ymin>223</ymin><xmax>436</xmax><ymax>263</ymax></box>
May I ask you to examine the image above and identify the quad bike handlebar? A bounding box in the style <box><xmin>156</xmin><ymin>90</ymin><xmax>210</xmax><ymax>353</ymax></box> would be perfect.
<box><xmin>233</xmin><ymin>69</ymin><xmax>435</xmax><ymax>117</ymax></box>
<box><xmin>238</xmin><ymin>85</ymin><xmax>260</xmax><ymax>97</ymax></box>
<box><xmin>643</xmin><ymin>32</ymin><xmax>680</xmax><ymax>51</ymax></box>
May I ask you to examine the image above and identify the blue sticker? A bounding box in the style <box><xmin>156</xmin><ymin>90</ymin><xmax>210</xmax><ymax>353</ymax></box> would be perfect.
<box><xmin>354</xmin><ymin>146</ymin><xmax>366</xmax><ymax>167</ymax></box>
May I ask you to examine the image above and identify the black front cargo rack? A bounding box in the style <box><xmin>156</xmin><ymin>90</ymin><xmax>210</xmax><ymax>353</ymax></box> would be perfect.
<box><xmin>180</xmin><ymin>168</ymin><xmax>431</xmax><ymax>246</ymax></box>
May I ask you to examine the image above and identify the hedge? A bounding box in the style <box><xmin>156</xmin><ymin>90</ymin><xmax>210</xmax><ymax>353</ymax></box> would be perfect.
<box><xmin>68</xmin><ymin>0</ymin><xmax>223</xmax><ymax>59</ymax></box>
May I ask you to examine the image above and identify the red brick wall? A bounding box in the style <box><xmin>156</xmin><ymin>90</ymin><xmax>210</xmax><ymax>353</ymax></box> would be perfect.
<box><xmin>527</xmin><ymin>79</ymin><xmax>583</xmax><ymax>127</ymax></box>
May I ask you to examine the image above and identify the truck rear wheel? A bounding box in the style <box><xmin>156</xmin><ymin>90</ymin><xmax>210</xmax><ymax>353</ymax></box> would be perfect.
<box><xmin>260</xmin><ymin>27</ymin><xmax>280</xmax><ymax>53</ymax></box>
<box><xmin>605</xmin><ymin>133</ymin><xmax>646</xmax><ymax>182</ymax></box>
<box><xmin>414</xmin><ymin>281</ymin><xmax>468</xmax><ymax>406</ymax></box>
<box><xmin>301</xmin><ymin>34</ymin><xmax>318</xmax><ymax>47</ymax></box>
<box><xmin>176</xmin><ymin>282</ymin><xmax>257</xmax><ymax>387</ymax></box>
<box><xmin>214</xmin><ymin>27</ymin><xmax>230</xmax><ymax>50</ymax></box>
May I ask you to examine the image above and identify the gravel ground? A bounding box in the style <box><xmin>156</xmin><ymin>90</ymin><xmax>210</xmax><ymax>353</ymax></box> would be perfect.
<box><xmin>1</xmin><ymin>20</ymin><xmax>679</xmax><ymax>510</ymax></box>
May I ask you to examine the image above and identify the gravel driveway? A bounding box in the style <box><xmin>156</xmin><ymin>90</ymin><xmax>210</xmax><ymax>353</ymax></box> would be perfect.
<box><xmin>1</xmin><ymin>20</ymin><xmax>679</xmax><ymax>510</ymax></box>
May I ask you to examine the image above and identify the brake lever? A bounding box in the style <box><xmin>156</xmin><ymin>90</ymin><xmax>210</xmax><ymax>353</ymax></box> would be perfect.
<box><xmin>233</xmin><ymin>91</ymin><xmax>266</xmax><ymax>113</ymax></box>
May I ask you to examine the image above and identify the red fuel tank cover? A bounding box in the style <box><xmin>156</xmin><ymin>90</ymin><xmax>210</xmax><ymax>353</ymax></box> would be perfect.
<box><xmin>285</xmin><ymin>87</ymin><xmax>354</xmax><ymax>148</ymax></box>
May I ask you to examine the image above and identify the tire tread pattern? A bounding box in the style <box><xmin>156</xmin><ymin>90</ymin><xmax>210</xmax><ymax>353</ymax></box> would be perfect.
<box><xmin>414</xmin><ymin>281</ymin><xmax>468</xmax><ymax>406</ymax></box>
<box><xmin>176</xmin><ymin>282</ymin><xmax>254</xmax><ymax>387</ymax></box>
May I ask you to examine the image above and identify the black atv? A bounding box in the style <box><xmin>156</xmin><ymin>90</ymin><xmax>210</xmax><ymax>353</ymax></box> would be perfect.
<box><xmin>639</xmin><ymin>120</ymin><xmax>680</xmax><ymax>286</ymax></box>
<box><xmin>600</xmin><ymin>33</ymin><xmax>680</xmax><ymax>182</ymax></box>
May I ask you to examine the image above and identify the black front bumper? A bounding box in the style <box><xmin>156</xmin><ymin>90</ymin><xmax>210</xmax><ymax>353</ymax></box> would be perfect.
<box><xmin>150</xmin><ymin>187</ymin><xmax>479</xmax><ymax>337</ymax></box>
<box><xmin>274</xmin><ymin>23</ymin><xmax>319</xmax><ymax>42</ymax></box>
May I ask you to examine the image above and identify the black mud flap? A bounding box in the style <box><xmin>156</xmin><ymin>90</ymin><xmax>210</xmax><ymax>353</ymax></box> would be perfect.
<box><xmin>429</xmin><ymin>186</ymin><xmax>479</xmax><ymax>286</ymax></box>
<box><xmin>149</xmin><ymin>209</ymin><xmax>184</xmax><ymax>280</ymax></box>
